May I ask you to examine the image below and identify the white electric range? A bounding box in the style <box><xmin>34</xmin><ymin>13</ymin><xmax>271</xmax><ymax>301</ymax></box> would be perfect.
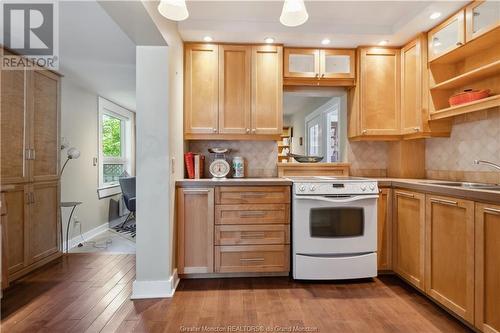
<box><xmin>287</xmin><ymin>176</ymin><xmax>379</xmax><ymax>280</ymax></box>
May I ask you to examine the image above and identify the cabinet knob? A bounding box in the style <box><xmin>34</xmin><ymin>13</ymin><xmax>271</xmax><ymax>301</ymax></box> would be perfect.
<box><xmin>456</xmin><ymin>42</ymin><xmax>463</xmax><ymax>46</ymax></box>
<box><xmin>362</xmin><ymin>130</ymin><xmax>367</xmax><ymax>134</ymax></box>
<box><xmin>315</xmin><ymin>73</ymin><xmax>319</xmax><ymax>78</ymax></box>
<box><xmin>246</xmin><ymin>128</ymin><xmax>250</xmax><ymax>133</ymax></box>
<box><xmin>414</xmin><ymin>127</ymin><xmax>420</xmax><ymax>132</ymax></box>
<box><xmin>213</xmin><ymin>128</ymin><xmax>217</xmax><ymax>133</ymax></box>
<box><xmin>321</xmin><ymin>74</ymin><xmax>325</xmax><ymax>78</ymax></box>
<box><xmin>252</xmin><ymin>129</ymin><xmax>256</xmax><ymax>133</ymax></box>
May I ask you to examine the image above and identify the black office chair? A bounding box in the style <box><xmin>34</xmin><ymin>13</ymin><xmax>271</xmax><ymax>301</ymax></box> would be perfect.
<box><xmin>118</xmin><ymin>177</ymin><xmax>136</xmax><ymax>229</ymax></box>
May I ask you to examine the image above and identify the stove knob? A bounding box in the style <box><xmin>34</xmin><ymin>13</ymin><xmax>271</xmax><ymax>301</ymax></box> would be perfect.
<box><xmin>309</xmin><ymin>185</ymin><xmax>316</xmax><ymax>192</ymax></box>
<box><xmin>361</xmin><ymin>185</ymin><xmax>367</xmax><ymax>191</ymax></box>
<box><xmin>369</xmin><ymin>184</ymin><xmax>375</xmax><ymax>191</ymax></box>
<box><xmin>298</xmin><ymin>185</ymin><xmax>306</xmax><ymax>192</ymax></box>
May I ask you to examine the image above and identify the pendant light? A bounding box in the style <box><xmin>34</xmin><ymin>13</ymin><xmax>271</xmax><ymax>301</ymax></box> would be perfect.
<box><xmin>158</xmin><ymin>0</ymin><xmax>189</xmax><ymax>21</ymax></box>
<box><xmin>280</xmin><ymin>0</ymin><xmax>309</xmax><ymax>27</ymax></box>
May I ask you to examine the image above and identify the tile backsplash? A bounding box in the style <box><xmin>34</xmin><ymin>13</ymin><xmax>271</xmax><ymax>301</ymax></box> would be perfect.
<box><xmin>425</xmin><ymin>108</ymin><xmax>500</xmax><ymax>183</ymax></box>
<box><xmin>188</xmin><ymin>141</ymin><xmax>278</xmax><ymax>178</ymax></box>
<box><xmin>347</xmin><ymin>141</ymin><xmax>388</xmax><ymax>177</ymax></box>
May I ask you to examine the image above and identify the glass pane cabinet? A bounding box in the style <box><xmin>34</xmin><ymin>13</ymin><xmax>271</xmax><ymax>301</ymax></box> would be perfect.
<box><xmin>428</xmin><ymin>10</ymin><xmax>465</xmax><ymax>61</ymax></box>
<box><xmin>466</xmin><ymin>0</ymin><xmax>500</xmax><ymax>41</ymax></box>
<box><xmin>284</xmin><ymin>48</ymin><xmax>355</xmax><ymax>79</ymax></box>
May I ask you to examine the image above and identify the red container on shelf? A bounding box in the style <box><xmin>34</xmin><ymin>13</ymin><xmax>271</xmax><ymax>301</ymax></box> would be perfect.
<box><xmin>449</xmin><ymin>89</ymin><xmax>490</xmax><ymax>106</ymax></box>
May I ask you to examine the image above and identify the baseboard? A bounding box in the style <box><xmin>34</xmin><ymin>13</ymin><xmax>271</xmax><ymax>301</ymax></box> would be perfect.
<box><xmin>63</xmin><ymin>222</ymin><xmax>109</xmax><ymax>252</ymax></box>
<box><xmin>131</xmin><ymin>269</ymin><xmax>179</xmax><ymax>299</ymax></box>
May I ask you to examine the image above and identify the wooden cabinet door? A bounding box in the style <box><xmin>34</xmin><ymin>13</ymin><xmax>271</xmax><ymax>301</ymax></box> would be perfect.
<box><xmin>475</xmin><ymin>203</ymin><xmax>500</xmax><ymax>333</ymax></box>
<box><xmin>29</xmin><ymin>181</ymin><xmax>59</xmax><ymax>263</ymax></box>
<box><xmin>359</xmin><ymin>48</ymin><xmax>400</xmax><ymax>136</ymax></box>
<box><xmin>425</xmin><ymin>195</ymin><xmax>474</xmax><ymax>323</ymax></box>
<box><xmin>3</xmin><ymin>184</ymin><xmax>30</xmax><ymax>275</ymax></box>
<box><xmin>29</xmin><ymin>70</ymin><xmax>60</xmax><ymax>182</ymax></box>
<box><xmin>177</xmin><ymin>188</ymin><xmax>214</xmax><ymax>274</ymax></box>
<box><xmin>320</xmin><ymin>49</ymin><xmax>355</xmax><ymax>79</ymax></box>
<box><xmin>284</xmin><ymin>48</ymin><xmax>319</xmax><ymax>78</ymax></box>
<box><xmin>393</xmin><ymin>190</ymin><xmax>425</xmax><ymax>290</ymax></box>
<box><xmin>401</xmin><ymin>37</ymin><xmax>424</xmax><ymax>135</ymax></box>
<box><xmin>428</xmin><ymin>10</ymin><xmax>465</xmax><ymax>62</ymax></box>
<box><xmin>377</xmin><ymin>188</ymin><xmax>392</xmax><ymax>271</ymax></box>
<box><xmin>466</xmin><ymin>0</ymin><xmax>500</xmax><ymax>42</ymax></box>
<box><xmin>218</xmin><ymin>45</ymin><xmax>251</xmax><ymax>134</ymax></box>
<box><xmin>184</xmin><ymin>44</ymin><xmax>219</xmax><ymax>134</ymax></box>
<box><xmin>251</xmin><ymin>45</ymin><xmax>283</xmax><ymax>135</ymax></box>
<box><xmin>1</xmin><ymin>60</ymin><xmax>29</xmax><ymax>184</ymax></box>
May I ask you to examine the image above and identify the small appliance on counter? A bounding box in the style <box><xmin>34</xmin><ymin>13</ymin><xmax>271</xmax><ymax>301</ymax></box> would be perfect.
<box><xmin>289</xmin><ymin>176</ymin><xmax>379</xmax><ymax>280</ymax></box>
<box><xmin>208</xmin><ymin>148</ymin><xmax>231</xmax><ymax>179</ymax></box>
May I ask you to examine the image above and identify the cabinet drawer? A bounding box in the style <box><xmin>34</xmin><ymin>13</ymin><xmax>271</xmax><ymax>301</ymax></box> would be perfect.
<box><xmin>215</xmin><ymin>204</ymin><xmax>289</xmax><ymax>225</ymax></box>
<box><xmin>215</xmin><ymin>225</ymin><xmax>289</xmax><ymax>245</ymax></box>
<box><xmin>216</xmin><ymin>186</ymin><xmax>290</xmax><ymax>204</ymax></box>
<box><xmin>215</xmin><ymin>245</ymin><xmax>290</xmax><ymax>273</ymax></box>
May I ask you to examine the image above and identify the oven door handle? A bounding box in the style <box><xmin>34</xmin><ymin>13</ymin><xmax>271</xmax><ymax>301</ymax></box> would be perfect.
<box><xmin>295</xmin><ymin>194</ymin><xmax>379</xmax><ymax>203</ymax></box>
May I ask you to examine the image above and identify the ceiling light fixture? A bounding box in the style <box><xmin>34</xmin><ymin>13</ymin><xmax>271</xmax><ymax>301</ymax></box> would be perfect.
<box><xmin>157</xmin><ymin>0</ymin><xmax>189</xmax><ymax>21</ymax></box>
<box><xmin>321</xmin><ymin>38</ymin><xmax>331</xmax><ymax>45</ymax></box>
<box><xmin>264</xmin><ymin>37</ymin><xmax>275</xmax><ymax>44</ymax></box>
<box><xmin>203</xmin><ymin>36</ymin><xmax>213</xmax><ymax>42</ymax></box>
<box><xmin>378</xmin><ymin>40</ymin><xmax>389</xmax><ymax>46</ymax></box>
<box><xmin>280</xmin><ymin>0</ymin><xmax>309</xmax><ymax>27</ymax></box>
<box><xmin>430</xmin><ymin>12</ymin><xmax>442</xmax><ymax>20</ymax></box>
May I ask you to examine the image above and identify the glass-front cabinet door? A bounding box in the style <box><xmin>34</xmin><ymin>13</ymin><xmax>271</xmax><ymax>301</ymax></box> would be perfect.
<box><xmin>284</xmin><ymin>48</ymin><xmax>320</xmax><ymax>78</ymax></box>
<box><xmin>320</xmin><ymin>49</ymin><xmax>355</xmax><ymax>79</ymax></box>
<box><xmin>466</xmin><ymin>0</ymin><xmax>500</xmax><ymax>42</ymax></box>
<box><xmin>428</xmin><ymin>10</ymin><xmax>465</xmax><ymax>61</ymax></box>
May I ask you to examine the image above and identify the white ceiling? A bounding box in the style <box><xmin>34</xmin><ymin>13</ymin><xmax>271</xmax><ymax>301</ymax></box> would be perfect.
<box><xmin>59</xmin><ymin>1</ymin><xmax>137</xmax><ymax>110</ymax></box>
<box><xmin>284</xmin><ymin>95</ymin><xmax>331</xmax><ymax>116</ymax></box>
<box><xmin>178</xmin><ymin>1</ymin><xmax>467</xmax><ymax>47</ymax></box>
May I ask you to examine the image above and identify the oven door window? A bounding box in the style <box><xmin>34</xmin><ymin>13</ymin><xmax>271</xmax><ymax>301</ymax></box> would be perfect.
<box><xmin>309</xmin><ymin>207</ymin><xmax>364</xmax><ymax>238</ymax></box>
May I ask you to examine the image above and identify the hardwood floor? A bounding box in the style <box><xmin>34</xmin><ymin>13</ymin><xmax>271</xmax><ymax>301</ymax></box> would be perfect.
<box><xmin>1</xmin><ymin>253</ymin><xmax>472</xmax><ymax>333</ymax></box>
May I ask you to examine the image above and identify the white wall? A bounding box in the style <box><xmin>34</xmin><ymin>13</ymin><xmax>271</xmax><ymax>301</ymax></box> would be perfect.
<box><xmin>60</xmin><ymin>78</ymin><xmax>119</xmax><ymax>238</ymax></box>
<box><xmin>133</xmin><ymin>46</ymin><xmax>174</xmax><ymax>299</ymax></box>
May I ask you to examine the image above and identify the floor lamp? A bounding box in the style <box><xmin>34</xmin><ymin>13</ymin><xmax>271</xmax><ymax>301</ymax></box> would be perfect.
<box><xmin>60</xmin><ymin>147</ymin><xmax>80</xmax><ymax>253</ymax></box>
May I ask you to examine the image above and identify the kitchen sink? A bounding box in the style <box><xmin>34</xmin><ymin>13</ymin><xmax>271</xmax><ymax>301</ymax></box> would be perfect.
<box><xmin>422</xmin><ymin>181</ymin><xmax>500</xmax><ymax>191</ymax></box>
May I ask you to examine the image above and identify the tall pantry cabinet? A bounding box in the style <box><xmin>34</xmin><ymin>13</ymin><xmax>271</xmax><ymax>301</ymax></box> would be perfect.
<box><xmin>1</xmin><ymin>50</ymin><xmax>61</xmax><ymax>286</ymax></box>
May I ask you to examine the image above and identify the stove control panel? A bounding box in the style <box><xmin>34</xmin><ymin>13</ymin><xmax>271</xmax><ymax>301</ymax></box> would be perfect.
<box><xmin>294</xmin><ymin>181</ymin><xmax>379</xmax><ymax>195</ymax></box>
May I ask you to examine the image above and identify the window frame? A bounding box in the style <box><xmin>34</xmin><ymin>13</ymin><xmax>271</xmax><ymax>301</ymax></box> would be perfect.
<box><xmin>98</xmin><ymin>97</ymin><xmax>135</xmax><ymax>195</ymax></box>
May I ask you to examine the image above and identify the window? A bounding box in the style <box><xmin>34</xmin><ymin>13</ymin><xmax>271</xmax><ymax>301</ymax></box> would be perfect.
<box><xmin>98</xmin><ymin>97</ymin><xmax>135</xmax><ymax>196</ymax></box>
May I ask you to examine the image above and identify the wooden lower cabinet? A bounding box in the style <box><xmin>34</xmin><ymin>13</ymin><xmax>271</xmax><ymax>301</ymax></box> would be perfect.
<box><xmin>377</xmin><ymin>188</ymin><xmax>392</xmax><ymax>270</ymax></box>
<box><xmin>29</xmin><ymin>181</ymin><xmax>59</xmax><ymax>263</ymax></box>
<box><xmin>215</xmin><ymin>245</ymin><xmax>289</xmax><ymax>273</ymax></box>
<box><xmin>393</xmin><ymin>190</ymin><xmax>425</xmax><ymax>290</ymax></box>
<box><xmin>425</xmin><ymin>194</ymin><xmax>474</xmax><ymax>323</ymax></box>
<box><xmin>475</xmin><ymin>203</ymin><xmax>500</xmax><ymax>333</ymax></box>
<box><xmin>177</xmin><ymin>188</ymin><xmax>214</xmax><ymax>274</ymax></box>
<box><xmin>177</xmin><ymin>185</ymin><xmax>290</xmax><ymax>276</ymax></box>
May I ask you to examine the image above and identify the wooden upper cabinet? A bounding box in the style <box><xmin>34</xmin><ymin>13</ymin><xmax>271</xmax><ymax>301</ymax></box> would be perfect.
<box><xmin>29</xmin><ymin>181</ymin><xmax>59</xmax><ymax>264</ymax></box>
<box><xmin>30</xmin><ymin>70</ymin><xmax>60</xmax><ymax>182</ymax></box>
<box><xmin>320</xmin><ymin>49</ymin><xmax>355</xmax><ymax>79</ymax></box>
<box><xmin>359</xmin><ymin>47</ymin><xmax>400</xmax><ymax>136</ymax></box>
<box><xmin>425</xmin><ymin>195</ymin><xmax>474</xmax><ymax>323</ymax></box>
<box><xmin>184</xmin><ymin>44</ymin><xmax>219</xmax><ymax>134</ymax></box>
<box><xmin>475</xmin><ymin>203</ymin><xmax>500</xmax><ymax>333</ymax></box>
<box><xmin>219</xmin><ymin>45</ymin><xmax>251</xmax><ymax>134</ymax></box>
<box><xmin>377</xmin><ymin>188</ymin><xmax>392</xmax><ymax>271</ymax></box>
<box><xmin>251</xmin><ymin>45</ymin><xmax>283</xmax><ymax>135</ymax></box>
<box><xmin>1</xmin><ymin>65</ymin><xmax>28</xmax><ymax>184</ymax></box>
<box><xmin>393</xmin><ymin>190</ymin><xmax>425</xmax><ymax>290</ymax></box>
<box><xmin>466</xmin><ymin>0</ymin><xmax>500</xmax><ymax>42</ymax></box>
<box><xmin>177</xmin><ymin>188</ymin><xmax>214</xmax><ymax>274</ymax></box>
<box><xmin>401</xmin><ymin>38</ymin><xmax>423</xmax><ymax>135</ymax></box>
<box><xmin>284</xmin><ymin>48</ymin><xmax>319</xmax><ymax>78</ymax></box>
<box><xmin>428</xmin><ymin>10</ymin><xmax>465</xmax><ymax>62</ymax></box>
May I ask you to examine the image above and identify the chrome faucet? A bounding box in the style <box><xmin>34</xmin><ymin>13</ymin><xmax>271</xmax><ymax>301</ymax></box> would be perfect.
<box><xmin>474</xmin><ymin>160</ymin><xmax>500</xmax><ymax>171</ymax></box>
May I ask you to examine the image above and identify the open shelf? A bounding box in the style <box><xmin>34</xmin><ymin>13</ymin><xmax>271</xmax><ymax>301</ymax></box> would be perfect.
<box><xmin>430</xmin><ymin>95</ymin><xmax>500</xmax><ymax>120</ymax></box>
<box><xmin>431</xmin><ymin>60</ymin><xmax>500</xmax><ymax>90</ymax></box>
<box><xmin>430</xmin><ymin>27</ymin><xmax>500</xmax><ymax>65</ymax></box>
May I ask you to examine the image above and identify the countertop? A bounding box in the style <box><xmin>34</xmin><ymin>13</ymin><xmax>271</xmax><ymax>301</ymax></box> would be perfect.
<box><xmin>176</xmin><ymin>178</ymin><xmax>292</xmax><ymax>187</ymax></box>
<box><xmin>176</xmin><ymin>177</ymin><xmax>500</xmax><ymax>204</ymax></box>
